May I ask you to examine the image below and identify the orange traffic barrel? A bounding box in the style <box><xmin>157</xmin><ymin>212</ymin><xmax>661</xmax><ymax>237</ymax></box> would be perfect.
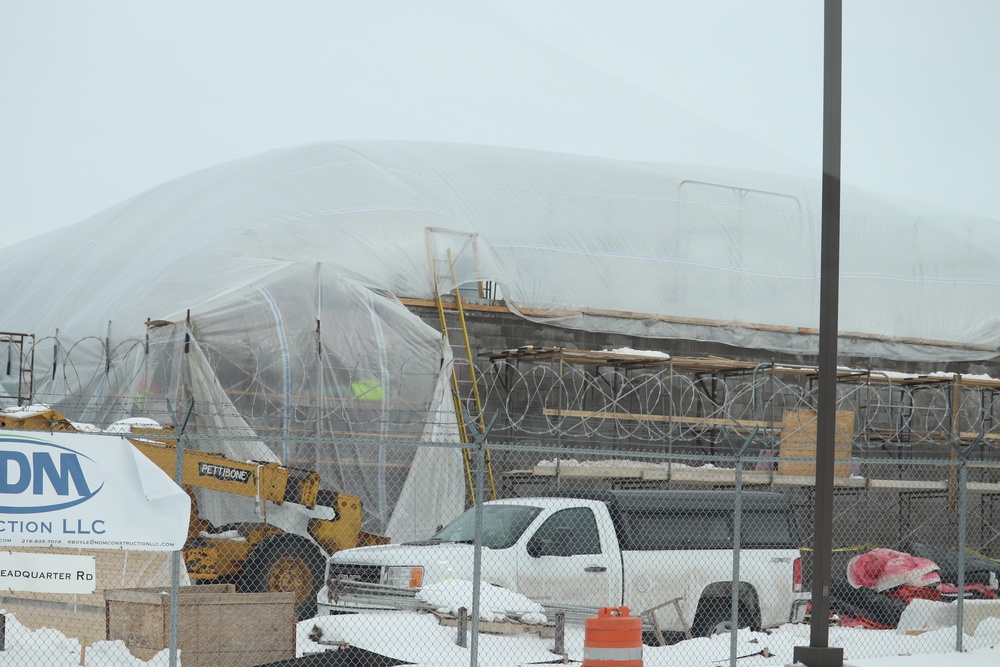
<box><xmin>581</xmin><ymin>606</ymin><xmax>642</xmax><ymax>667</ymax></box>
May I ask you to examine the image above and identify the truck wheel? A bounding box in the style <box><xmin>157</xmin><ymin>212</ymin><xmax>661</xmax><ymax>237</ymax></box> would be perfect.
<box><xmin>692</xmin><ymin>598</ymin><xmax>758</xmax><ymax>637</ymax></box>
<box><xmin>237</xmin><ymin>533</ymin><xmax>326</xmax><ymax>621</ymax></box>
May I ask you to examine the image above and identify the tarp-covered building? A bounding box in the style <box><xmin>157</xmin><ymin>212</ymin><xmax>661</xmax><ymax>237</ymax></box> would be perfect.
<box><xmin>3</xmin><ymin>140</ymin><xmax>1000</xmax><ymax>538</ymax></box>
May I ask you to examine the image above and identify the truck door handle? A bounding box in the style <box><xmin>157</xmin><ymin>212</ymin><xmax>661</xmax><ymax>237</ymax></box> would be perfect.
<box><xmin>584</xmin><ymin>566</ymin><xmax>607</xmax><ymax>573</ymax></box>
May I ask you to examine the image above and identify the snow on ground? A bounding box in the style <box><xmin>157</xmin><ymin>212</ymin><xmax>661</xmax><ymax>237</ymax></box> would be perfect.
<box><xmin>300</xmin><ymin>610</ymin><xmax>585</xmax><ymax>667</ymax></box>
<box><xmin>4</xmin><ymin>579</ymin><xmax>1000</xmax><ymax>666</ymax></box>
<box><xmin>300</xmin><ymin>612</ymin><xmax>1000</xmax><ymax>667</ymax></box>
<box><xmin>298</xmin><ymin>580</ymin><xmax>1000</xmax><ymax>667</ymax></box>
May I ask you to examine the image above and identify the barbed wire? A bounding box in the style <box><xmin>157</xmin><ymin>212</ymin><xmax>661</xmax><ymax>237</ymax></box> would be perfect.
<box><xmin>4</xmin><ymin>336</ymin><xmax>1000</xmax><ymax>460</ymax></box>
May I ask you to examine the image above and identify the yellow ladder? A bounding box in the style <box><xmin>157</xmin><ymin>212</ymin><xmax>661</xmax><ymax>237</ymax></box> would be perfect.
<box><xmin>430</xmin><ymin>245</ymin><xmax>497</xmax><ymax>505</ymax></box>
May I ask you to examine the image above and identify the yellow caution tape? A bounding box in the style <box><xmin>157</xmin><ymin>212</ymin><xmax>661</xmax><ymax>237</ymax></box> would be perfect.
<box><xmin>799</xmin><ymin>542</ymin><xmax>879</xmax><ymax>553</ymax></box>
<box><xmin>798</xmin><ymin>544</ymin><xmax>1000</xmax><ymax>562</ymax></box>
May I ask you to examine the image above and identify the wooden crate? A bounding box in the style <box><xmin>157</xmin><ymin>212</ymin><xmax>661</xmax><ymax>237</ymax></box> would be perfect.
<box><xmin>777</xmin><ymin>408</ymin><xmax>855</xmax><ymax>479</ymax></box>
<box><xmin>104</xmin><ymin>584</ymin><xmax>295</xmax><ymax>667</ymax></box>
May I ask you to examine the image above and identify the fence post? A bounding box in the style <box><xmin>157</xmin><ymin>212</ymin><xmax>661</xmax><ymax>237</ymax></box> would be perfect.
<box><xmin>729</xmin><ymin>428</ymin><xmax>757</xmax><ymax>667</ymax></box>
<box><xmin>951</xmin><ymin>431</ymin><xmax>984</xmax><ymax>653</ymax></box>
<box><xmin>467</xmin><ymin>412</ymin><xmax>498</xmax><ymax>667</ymax></box>
<box><xmin>470</xmin><ymin>439</ymin><xmax>486</xmax><ymax>666</ymax></box>
<box><xmin>168</xmin><ymin>399</ymin><xmax>195</xmax><ymax>667</ymax></box>
<box><xmin>956</xmin><ymin>458</ymin><xmax>967</xmax><ymax>652</ymax></box>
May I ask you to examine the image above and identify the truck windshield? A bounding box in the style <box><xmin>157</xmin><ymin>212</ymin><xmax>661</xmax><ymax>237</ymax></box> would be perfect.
<box><xmin>432</xmin><ymin>505</ymin><xmax>542</xmax><ymax>549</ymax></box>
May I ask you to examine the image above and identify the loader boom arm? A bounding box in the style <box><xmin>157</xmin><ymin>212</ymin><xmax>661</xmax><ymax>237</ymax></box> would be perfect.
<box><xmin>128</xmin><ymin>436</ymin><xmax>320</xmax><ymax>509</ymax></box>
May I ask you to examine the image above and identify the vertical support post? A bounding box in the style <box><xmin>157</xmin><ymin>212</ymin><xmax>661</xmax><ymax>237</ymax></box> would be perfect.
<box><xmin>169</xmin><ymin>496</ymin><xmax>182</xmax><ymax>664</ymax></box>
<box><xmin>457</xmin><ymin>607</ymin><xmax>468</xmax><ymax>648</ymax></box>
<box><xmin>794</xmin><ymin>2</ymin><xmax>843</xmax><ymax>666</ymax></box>
<box><xmin>168</xmin><ymin>399</ymin><xmax>195</xmax><ymax>667</ymax></box>
<box><xmin>730</xmin><ymin>429</ymin><xmax>756</xmax><ymax>667</ymax></box>
<box><xmin>948</xmin><ymin>378</ymin><xmax>962</xmax><ymax>513</ymax></box>
<box><xmin>668</xmin><ymin>357</ymin><xmax>675</xmax><ymax>455</ymax></box>
<box><xmin>554</xmin><ymin>611</ymin><xmax>565</xmax><ymax>656</ymax></box>
<box><xmin>470</xmin><ymin>439</ymin><xmax>486</xmax><ymax>667</ymax></box>
<box><xmin>957</xmin><ymin>459</ymin><xmax>967</xmax><ymax>652</ymax></box>
<box><xmin>952</xmin><ymin>431</ymin><xmax>983</xmax><ymax>652</ymax></box>
<box><xmin>730</xmin><ymin>457</ymin><xmax>742</xmax><ymax>666</ymax></box>
<box><xmin>556</xmin><ymin>349</ymin><xmax>564</xmax><ymax>492</ymax></box>
<box><xmin>0</xmin><ymin>612</ymin><xmax>6</xmax><ymax>651</ymax></box>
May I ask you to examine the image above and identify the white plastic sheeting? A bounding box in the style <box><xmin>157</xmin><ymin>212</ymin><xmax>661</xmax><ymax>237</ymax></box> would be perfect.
<box><xmin>133</xmin><ymin>263</ymin><xmax>457</xmax><ymax>537</ymax></box>
<box><xmin>4</xmin><ymin>141</ymin><xmax>1000</xmax><ymax>364</ymax></box>
<box><xmin>1</xmin><ymin>140</ymin><xmax>999</xmax><ymax>534</ymax></box>
<box><xmin>386</xmin><ymin>353</ymin><xmax>466</xmax><ymax>544</ymax></box>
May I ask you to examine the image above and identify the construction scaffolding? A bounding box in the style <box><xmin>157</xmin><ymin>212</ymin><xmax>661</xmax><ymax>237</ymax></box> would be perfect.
<box><xmin>476</xmin><ymin>346</ymin><xmax>1000</xmax><ymax>462</ymax></box>
<box><xmin>6</xmin><ymin>329</ymin><xmax>1000</xmax><ymax>464</ymax></box>
<box><xmin>3</xmin><ymin>331</ymin><xmax>1000</xmax><ymax>558</ymax></box>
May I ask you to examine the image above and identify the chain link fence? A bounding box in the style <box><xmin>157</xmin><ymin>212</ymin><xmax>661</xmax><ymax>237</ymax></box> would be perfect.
<box><xmin>0</xmin><ymin>430</ymin><xmax>997</xmax><ymax>666</ymax></box>
<box><xmin>3</xmin><ymin>333</ymin><xmax>1000</xmax><ymax>664</ymax></box>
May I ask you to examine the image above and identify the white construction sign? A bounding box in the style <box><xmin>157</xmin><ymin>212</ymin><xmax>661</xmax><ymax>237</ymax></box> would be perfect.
<box><xmin>0</xmin><ymin>430</ymin><xmax>190</xmax><ymax>550</ymax></box>
<box><xmin>0</xmin><ymin>551</ymin><xmax>96</xmax><ymax>594</ymax></box>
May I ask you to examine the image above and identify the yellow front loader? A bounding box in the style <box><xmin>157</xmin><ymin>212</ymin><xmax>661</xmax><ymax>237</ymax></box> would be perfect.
<box><xmin>0</xmin><ymin>408</ymin><xmax>387</xmax><ymax>620</ymax></box>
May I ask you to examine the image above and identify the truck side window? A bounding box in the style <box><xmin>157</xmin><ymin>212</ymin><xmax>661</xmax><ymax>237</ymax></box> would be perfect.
<box><xmin>623</xmin><ymin>510</ymin><xmax>730</xmax><ymax>550</ymax></box>
<box><xmin>433</xmin><ymin>505</ymin><xmax>542</xmax><ymax>549</ymax></box>
<box><xmin>531</xmin><ymin>508</ymin><xmax>601</xmax><ymax>556</ymax></box>
<box><xmin>740</xmin><ymin>511</ymin><xmax>797</xmax><ymax>548</ymax></box>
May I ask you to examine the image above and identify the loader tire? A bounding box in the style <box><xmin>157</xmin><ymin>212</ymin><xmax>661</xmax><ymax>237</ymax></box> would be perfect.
<box><xmin>237</xmin><ymin>533</ymin><xmax>326</xmax><ymax>621</ymax></box>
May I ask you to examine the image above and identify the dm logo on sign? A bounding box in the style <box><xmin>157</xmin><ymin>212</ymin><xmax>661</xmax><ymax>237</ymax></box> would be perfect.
<box><xmin>0</xmin><ymin>435</ymin><xmax>105</xmax><ymax>513</ymax></box>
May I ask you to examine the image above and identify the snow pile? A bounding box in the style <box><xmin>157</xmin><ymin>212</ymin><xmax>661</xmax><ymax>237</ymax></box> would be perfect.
<box><xmin>299</xmin><ymin>610</ymin><xmax>584</xmax><ymax>665</ymax></box>
<box><xmin>199</xmin><ymin>529</ymin><xmax>247</xmax><ymax>541</ymax></box>
<box><xmin>0</xmin><ymin>623</ymin><xmax>82</xmax><ymax>667</ymax></box>
<box><xmin>84</xmin><ymin>641</ymin><xmax>174</xmax><ymax>667</ymax></box>
<box><xmin>0</xmin><ymin>404</ymin><xmax>59</xmax><ymax>417</ymax></box>
<box><xmin>415</xmin><ymin>579</ymin><xmax>546</xmax><ymax>623</ymax></box>
<box><xmin>898</xmin><ymin>601</ymin><xmax>1000</xmax><ymax>636</ymax></box>
<box><xmin>607</xmin><ymin>347</ymin><xmax>670</xmax><ymax>360</ymax></box>
<box><xmin>537</xmin><ymin>457</ymin><xmax>661</xmax><ymax>469</ymax></box>
<box><xmin>0</xmin><ymin>610</ymin><xmax>171</xmax><ymax>666</ymax></box>
<box><xmin>536</xmin><ymin>458</ymin><xmax>716</xmax><ymax>470</ymax></box>
<box><xmin>105</xmin><ymin>417</ymin><xmax>163</xmax><ymax>433</ymax></box>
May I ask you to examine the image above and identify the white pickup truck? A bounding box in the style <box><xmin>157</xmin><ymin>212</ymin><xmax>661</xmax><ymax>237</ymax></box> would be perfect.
<box><xmin>318</xmin><ymin>490</ymin><xmax>804</xmax><ymax>635</ymax></box>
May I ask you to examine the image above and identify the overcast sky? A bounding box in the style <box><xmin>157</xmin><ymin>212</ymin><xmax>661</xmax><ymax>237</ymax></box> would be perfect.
<box><xmin>2</xmin><ymin>1</ymin><xmax>998</xmax><ymax>249</ymax></box>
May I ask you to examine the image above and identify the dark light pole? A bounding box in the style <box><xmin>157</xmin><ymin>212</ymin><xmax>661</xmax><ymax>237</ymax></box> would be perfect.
<box><xmin>793</xmin><ymin>1</ymin><xmax>843</xmax><ymax>666</ymax></box>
